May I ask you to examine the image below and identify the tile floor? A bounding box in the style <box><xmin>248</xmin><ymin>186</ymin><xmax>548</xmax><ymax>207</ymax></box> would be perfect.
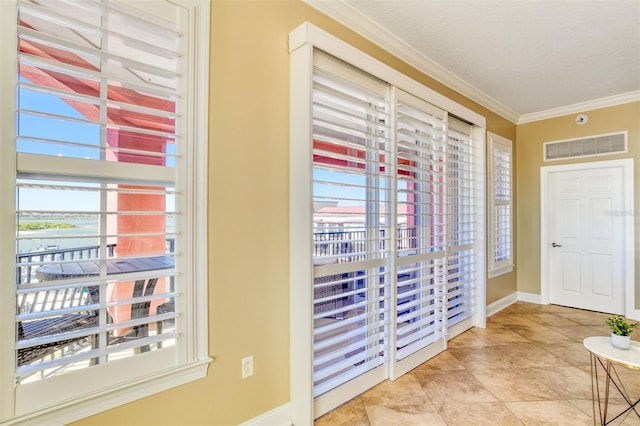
<box><xmin>315</xmin><ymin>302</ymin><xmax>640</xmax><ymax>425</ymax></box>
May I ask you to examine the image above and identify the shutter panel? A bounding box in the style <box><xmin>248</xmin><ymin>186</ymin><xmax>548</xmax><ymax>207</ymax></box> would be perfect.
<box><xmin>15</xmin><ymin>0</ymin><xmax>179</xmax><ymax>381</ymax></box>
<box><xmin>312</xmin><ymin>52</ymin><xmax>392</xmax><ymax>396</ymax></box>
<box><xmin>446</xmin><ymin>117</ymin><xmax>476</xmax><ymax>326</ymax></box>
<box><xmin>394</xmin><ymin>90</ymin><xmax>447</xmax><ymax>361</ymax></box>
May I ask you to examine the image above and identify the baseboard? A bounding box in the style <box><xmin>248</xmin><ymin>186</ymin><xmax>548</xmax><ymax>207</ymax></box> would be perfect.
<box><xmin>240</xmin><ymin>403</ymin><xmax>292</xmax><ymax>426</ymax></box>
<box><xmin>517</xmin><ymin>292</ymin><xmax>542</xmax><ymax>305</ymax></box>
<box><xmin>486</xmin><ymin>292</ymin><xmax>545</xmax><ymax>317</ymax></box>
<box><xmin>486</xmin><ymin>293</ymin><xmax>518</xmax><ymax>317</ymax></box>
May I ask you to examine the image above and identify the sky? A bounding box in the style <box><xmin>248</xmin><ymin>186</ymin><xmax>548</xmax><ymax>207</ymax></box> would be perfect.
<box><xmin>18</xmin><ymin>84</ymin><xmax>98</xmax><ymax>212</ymax></box>
<box><xmin>17</xmin><ymin>80</ymin><xmax>175</xmax><ymax>213</ymax></box>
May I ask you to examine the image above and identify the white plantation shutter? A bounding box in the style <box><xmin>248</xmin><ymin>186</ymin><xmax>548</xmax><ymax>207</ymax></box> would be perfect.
<box><xmin>16</xmin><ymin>0</ymin><xmax>179</xmax><ymax>381</ymax></box>
<box><xmin>488</xmin><ymin>132</ymin><xmax>513</xmax><ymax>276</ymax></box>
<box><xmin>311</xmin><ymin>52</ymin><xmax>392</xmax><ymax>397</ymax></box>
<box><xmin>394</xmin><ymin>90</ymin><xmax>447</xmax><ymax>363</ymax></box>
<box><xmin>2</xmin><ymin>0</ymin><xmax>210</xmax><ymax>422</ymax></box>
<box><xmin>289</xmin><ymin>24</ymin><xmax>486</xmax><ymax>422</ymax></box>
<box><xmin>446</xmin><ymin>117</ymin><xmax>476</xmax><ymax>327</ymax></box>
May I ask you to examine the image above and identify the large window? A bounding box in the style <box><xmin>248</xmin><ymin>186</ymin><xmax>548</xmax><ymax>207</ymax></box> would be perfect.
<box><xmin>0</xmin><ymin>0</ymin><xmax>210</xmax><ymax>423</ymax></box>
<box><xmin>488</xmin><ymin>132</ymin><xmax>513</xmax><ymax>277</ymax></box>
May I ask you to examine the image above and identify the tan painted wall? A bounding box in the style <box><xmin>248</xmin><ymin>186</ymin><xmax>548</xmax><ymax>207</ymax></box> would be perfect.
<box><xmin>516</xmin><ymin>102</ymin><xmax>640</xmax><ymax>309</ymax></box>
<box><xmin>72</xmin><ymin>1</ymin><xmax>515</xmax><ymax>424</ymax></box>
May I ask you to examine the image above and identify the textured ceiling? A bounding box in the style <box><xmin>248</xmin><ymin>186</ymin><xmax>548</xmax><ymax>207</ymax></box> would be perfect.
<box><xmin>342</xmin><ymin>0</ymin><xmax>640</xmax><ymax>118</ymax></box>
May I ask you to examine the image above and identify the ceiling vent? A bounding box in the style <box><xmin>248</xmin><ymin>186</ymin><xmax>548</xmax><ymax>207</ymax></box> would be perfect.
<box><xmin>543</xmin><ymin>132</ymin><xmax>627</xmax><ymax>161</ymax></box>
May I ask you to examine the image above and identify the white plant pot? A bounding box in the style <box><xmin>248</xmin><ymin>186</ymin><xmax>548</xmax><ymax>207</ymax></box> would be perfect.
<box><xmin>611</xmin><ymin>333</ymin><xmax>631</xmax><ymax>350</ymax></box>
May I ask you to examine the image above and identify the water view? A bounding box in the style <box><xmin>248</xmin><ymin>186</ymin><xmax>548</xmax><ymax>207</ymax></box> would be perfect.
<box><xmin>18</xmin><ymin>217</ymin><xmax>176</xmax><ymax>253</ymax></box>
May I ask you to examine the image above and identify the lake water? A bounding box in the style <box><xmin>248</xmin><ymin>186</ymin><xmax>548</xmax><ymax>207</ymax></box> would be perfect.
<box><xmin>17</xmin><ymin>219</ymin><xmax>175</xmax><ymax>253</ymax></box>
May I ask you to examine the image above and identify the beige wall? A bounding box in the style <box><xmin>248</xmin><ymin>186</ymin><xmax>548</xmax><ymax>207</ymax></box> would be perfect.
<box><xmin>72</xmin><ymin>1</ymin><xmax>516</xmax><ymax>424</ymax></box>
<box><xmin>516</xmin><ymin>102</ymin><xmax>640</xmax><ymax>309</ymax></box>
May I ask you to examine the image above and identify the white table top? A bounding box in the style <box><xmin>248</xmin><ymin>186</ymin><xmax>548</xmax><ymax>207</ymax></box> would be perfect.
<box><xmin>583</xmin><ymin>336</ymin><xmax>640</xmax><ymax>370</ymax></box>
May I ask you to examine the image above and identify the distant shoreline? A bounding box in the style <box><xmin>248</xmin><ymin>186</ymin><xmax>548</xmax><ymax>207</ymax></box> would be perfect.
<box><xmin>18</xmin><ymin>221</ymin><xmax>77</xmax><ymax>231</ymax></box>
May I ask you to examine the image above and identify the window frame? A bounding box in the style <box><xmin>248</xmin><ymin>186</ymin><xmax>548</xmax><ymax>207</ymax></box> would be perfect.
<box><xmin>0</xmin><ymin>1</ymin><xmax>211</xmax><ymax>424</ymax></box>
<box><xmin>487</xmin><ymin>131</ymin><xmax>514</xmax><ymax>278</ymax></box>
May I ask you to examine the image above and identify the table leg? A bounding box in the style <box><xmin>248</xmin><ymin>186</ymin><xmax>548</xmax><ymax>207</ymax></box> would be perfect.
<box><xmin>603</xmin><ymin>361</ymin><xmax>611</xmax><ymax>423</ymax></box>
<box><xmin>590</xmin><ymin>353</ymin><xmax>602</xmax><ymax>425</ymax></box>
<box><xmin>591</xmin><ymin>354</ymin><xmax>640</xmax><ymax>425</ymax></box>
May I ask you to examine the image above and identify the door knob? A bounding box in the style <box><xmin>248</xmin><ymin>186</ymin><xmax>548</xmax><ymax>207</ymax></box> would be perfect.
<box><xmin>552</xmin><ymin>242</ymin><xmax>562</xmax><ymax>247</ymax></box>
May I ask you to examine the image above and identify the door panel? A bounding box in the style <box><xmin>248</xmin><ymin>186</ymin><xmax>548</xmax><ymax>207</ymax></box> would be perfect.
<box><xmin>591</xmin><ymin>254</ymin><xmax>612</xmax><ymax>296</ymax></box>
<box><xmin>548</xmin><ymin>165</ymin><xmax>624</xmax><ymax>314</ymax></box>
<box><xmin>559</xmin><ymin>252</ymin><xmax>580</xmax><ymax>293</ymax></box>
<box><xmin>559</xmin><ymin>199</ymin><xmax>579</xmax><ymax>238</ymax></box>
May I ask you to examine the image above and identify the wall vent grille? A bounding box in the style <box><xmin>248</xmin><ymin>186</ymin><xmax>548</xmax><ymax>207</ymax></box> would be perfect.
<box><xmin>543</xmin><ymin>132</ymin><xmax>627</xmax><ymax>161</ymax></box>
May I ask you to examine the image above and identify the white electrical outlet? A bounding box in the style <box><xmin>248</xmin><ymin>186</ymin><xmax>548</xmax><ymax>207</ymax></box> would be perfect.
<box><xmin>241</xmin><ymin>356</ymin><xmax>253</xmax><ymax>379</ymax></box>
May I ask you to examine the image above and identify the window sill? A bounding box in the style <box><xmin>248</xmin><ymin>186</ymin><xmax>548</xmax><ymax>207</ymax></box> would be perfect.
<box><xmin>488</xmin><ymin>265</ymin><xmax>514</xmax><ymax>279</ymax></box>
<box><xmin>7</xmin><ymin>358</ymin><xmax>212</xmax><ymax>426</ymax></box>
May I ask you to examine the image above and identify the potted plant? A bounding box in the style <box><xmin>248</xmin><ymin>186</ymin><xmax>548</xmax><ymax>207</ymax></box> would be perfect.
<box><xmin>605</xmin><ymin>315</ymin><xmax>639</xmax><ymax>350</ymax></box>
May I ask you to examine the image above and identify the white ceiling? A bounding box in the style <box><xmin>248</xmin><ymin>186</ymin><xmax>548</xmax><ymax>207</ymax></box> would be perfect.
<box><xmin>308</xmin><ymin>0</ymin><xmax>640</xmax><ymax>122</ymax></box>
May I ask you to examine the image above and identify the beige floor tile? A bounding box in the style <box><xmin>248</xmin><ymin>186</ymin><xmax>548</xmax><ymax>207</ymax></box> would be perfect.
<box><xmin>537</xmin><ymin>304</ymin><xmax>585</xmax><ymax>315</ymax></box>
<box><xmin>471</xmin><ymin>325</ymin><xmax>532</xmax><ymax>345</ymax></box>
<box><xmin>447</xmin><ymin>329</ymin><xmax>489</xmax><ymax>347</ymax></box>
<box><xmin>609</xmin><ymin>366</ymin><xmax>640</xmax><ymax>397</ymax></box>
<box><xmin>360</xmin><ymin>373</ymin><xmax>430</xmax><ymax>406</ymax></box>
<box><xmin>526</xmin><ymin>313</ymin><xmax>581</xmax><ymax>327</ymax></box>
<box><xmin>365</xmin><ymin>404</ymin><xmax>446</xmax><ymax>426</ymax></box>
<box><xmin>540</xmin><ymin>341</ymin><xmax>592</xmax><ymax>366</ymax></box>
<box><xmin>315</xmin><ymin>397</ymin><xmax>369</xmax><ymax>426</ymax></box>
<box><xmin>557</xmin><ymin>310</ymin><xmax>611</xmax><ymax>326</ymax></box>
<box><xmin>447</xmin><ymin>345</ymin><xmax>513</xmax><ymax>370</ymax></box>
<box><xmin>316</xmin><ymin>302</ymin><xmax>634</xmax><ymax>424</ymax></box>
<box><xmin>500</xmin><ymin>302</ymin><xmax>547</xmax><ymax>315</ymax></box>
<box><xmin>504</xmin><ymin>400</ymin><xmax>593</xmax><ymax>425</ymax></box>
<box><xmin>488</xmin><ymin>313</ymin><xmax>539</xmax><ymax>328</ymax></box>
<box><xmin>505</xmin><ymin>324</ymin><xmax>575</xmax><ymax>344</ymax></box>
<box><xmin>575</xmin><ymin>365</ymin><xmax>629</xmax><ymax>404</ymax></box>
<box><xmin>554</xmin><ymin>325</ymin><xmax>610</xmax><ymax>343</ymax></box>
<box><xmin>437</xmin><ymin>402</ymin><xmax>524</xmax><ymax>425</ymax></box>
<box><xmin>576</xmin><ymin>362</ymin><xmax>640</xmax><ymax>402</ymax></box>
<box><xmin>471</xmin><ymin>368</ymin><xmax>562</xmax><ymax>402</ymax></box>
<box><xmin>500</xmin><ymin>342</ymin><xmax>571</xmax><ymax>368</ymax></box>
<box><xmin>412</xmin><ymin>369</ymin><xmax>498</xmax><ymax>405</ymax></box>
<box><xmin>568</xmin><ymin>399</ymin><xmax>640</xmax><ymax>425</ymax></box>
<box><xmin>622</xmin><ymin>415</ymin><xmax>640</xmax><ymax>425</ymax></box>
<box><xmin>525</xmin><ymin>365</ymin><xmax>593</xmax><ymax>399</ymax></box>
<box><xmin>412</xmin><ymin>349</ymin><xmax>466</xmax><ymax>371</ymax></box>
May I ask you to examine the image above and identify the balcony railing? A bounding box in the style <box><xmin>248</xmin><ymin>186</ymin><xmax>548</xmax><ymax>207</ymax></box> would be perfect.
<box><xmin>16</xmin><ymin>238</ymin><xmax>176</xmax><ymax>286</ymax></box>
<box><xmin>313</xmin><ymin>227</ymin><xmax>417</xmax><ymax>262</ymax></box>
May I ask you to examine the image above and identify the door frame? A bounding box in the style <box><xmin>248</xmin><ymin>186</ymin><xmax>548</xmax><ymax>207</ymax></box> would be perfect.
<box><xmin>540</xmin><ymin>158</ymin><xmax>637</xmax><ymax>319</ymax></box>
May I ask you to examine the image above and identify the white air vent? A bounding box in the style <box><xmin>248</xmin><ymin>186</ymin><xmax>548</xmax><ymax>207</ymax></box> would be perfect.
<box><xmin>544</xmin><ymin>132</ymin><xmax>627</xmax><ymax>161</ymax></box>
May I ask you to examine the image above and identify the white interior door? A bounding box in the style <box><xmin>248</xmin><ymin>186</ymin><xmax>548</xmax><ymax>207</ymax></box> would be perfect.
<box><xmin>545</xmin><ymin>163</ymin><xmax>626</xmax><ymax>314</ymax></box>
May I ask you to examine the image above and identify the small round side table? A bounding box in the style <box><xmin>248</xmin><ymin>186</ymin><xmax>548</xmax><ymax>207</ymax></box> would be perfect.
<box><xmin>583</xmin><ymin>336</ymin><xmax>640</xmax><ymax>425</ymax></box>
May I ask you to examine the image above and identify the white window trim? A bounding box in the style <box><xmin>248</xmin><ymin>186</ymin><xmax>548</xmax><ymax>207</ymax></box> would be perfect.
<box><xmin>0</xmin><ymin>1</ymin><xmax>211</xmax><ymax>424</ymax></box>
<box><xmin>289</xmin><ymin>22</ymin><xmax>486</xmax><ymax>425</ymax></box>
<box><xmin>487</xmin><ymin>131</ymin><xmax>514</xmax><ymax>278</ymax></box>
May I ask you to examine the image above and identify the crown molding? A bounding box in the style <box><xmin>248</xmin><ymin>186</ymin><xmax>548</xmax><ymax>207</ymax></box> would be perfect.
<box><xmin>304</xmin><ymin>0</ymin><xmax>520</xmax><ymax>124</ymax></box>
<box><xmin>304</xmin><ymin>0</ymin><xmax>639</xmax><ymax>126</ymax></box>
<box><xmin>517</xmin><ymin>91</ymin><xmax>640</xmax><ymax>124</ymax></box>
